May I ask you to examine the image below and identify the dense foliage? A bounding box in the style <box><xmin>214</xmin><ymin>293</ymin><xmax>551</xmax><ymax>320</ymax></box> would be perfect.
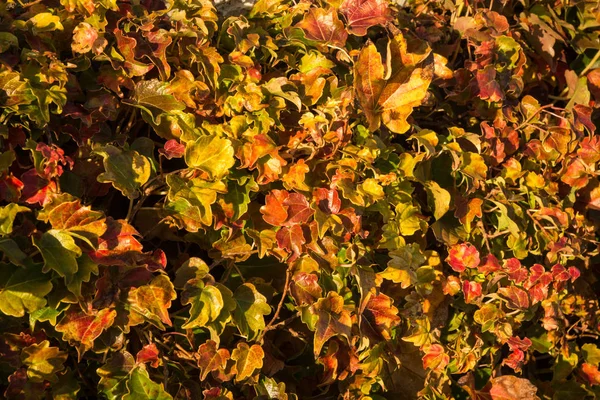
<box><xmin>0</xmin><ymin>0</ymin><xmax>599</xmax><ymax>398</ymax></box>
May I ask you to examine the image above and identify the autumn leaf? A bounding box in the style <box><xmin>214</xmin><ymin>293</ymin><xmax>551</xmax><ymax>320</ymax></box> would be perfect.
<box><xmin>127</xmin><ymin>275</ymin><xmax>177</xmax><ymax>330</ymax></box>
<box><xmin>310</xmin><ymin>292</ymin><xmax>352</xmax><ymax>356</ymax></box>
<box><xmin>185</xmin><ymin>135</ymin><xmax>235</xmax><ymax>179</ymax></box>
<box><xmin>197</xmin><ymin>340</ymin><xmax>230</xmax><ymax>381</ymax></box>
<box><xmin>339</xmin><ymin>0</ymin><xmax>393</xmax><ymax>36</ymax></box>
<box><xmin>21</xmin><ymin>340</ymin><xmax>67</xmax><ymax>383</ymax></box>
<box><xmin>297</xmin><ymin>8</ymin><xmax>348</xmax><ymax>47</ymax></box>
<box><xmin>123</xmin><ymin>366</ymin><xmax>173</xmax><ymax>400</ymax></box>
<box><xmin>55</xmin><ymin>308</ymin><xmax>117</xmax><ymax>355</ymax></box>
<box><xmin>487</xmin><ymin>375</ymin><xmax>539</xmax><ymax>399</ymax></box>
<box><xmin>94</xmin><ymin>145</ymin><xmax>151</xmax><ymax>199</ymax></box>
<box><xmin>446</xmin><ymin>243</ymin><xmax>480</xmax><ymax>272</ymax></box>
<box><xmin>231</xmin><ymin>342</ymin><xmax>264</xmax><ymax>382</ymax></box>
<box><xmin>361</xmin><ymin>293</ymin><xmax>401</xmax><ymax>340</ymax></box>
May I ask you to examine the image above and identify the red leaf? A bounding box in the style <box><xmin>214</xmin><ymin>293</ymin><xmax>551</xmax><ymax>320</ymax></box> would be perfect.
<box><xmin>276</xmin><ymin>225</ymin><xmax>306</xmax><ymax>259</ymax></box>
<box><xmin>297</xmin><ymin>8</ymin><xmax>348</xmax><ymax>47</ymax></box>
<box><xmin>361</xmin><ymin>293</ymin><xmax>401</xmax><ymax>340</ymax></box>
<box><xmin>422</xmin><ymin>344</ymin><xmax>449</xmax><ymax>372</ymax></box>
<box><xmin>313</xmin><ymin>188</ymin><xmax>342</xmax><ymax>214</ymax></box>
<box><xmin>477</xmin><ymin>65</ymin><xmax>504</xmax><ymax>102</ymax></box>
<box><xmin>136</xmin><ymin>343</ymin><xmax>160</xmax><ymax>368</ymax></box>
<box><xmin>581</xmin><ymin>363</ymin><xmax>600</xmax><ymax>386</ymax></box>
<box><xmin>159</xmin><ymin>140</ymin><xmax>185</xmax><ymax>159</ymax></box>
<box><xmin>561</xmin><ymin>158</ymin><xmax>589</xmax><ymax>189</ymax></box>
<box><xmin>283</xmin><ymin>193</ymin><xmax>314</xmax><ymax>226</ymax></box>
<box><xmin>339</xmin><ymin>0</ymin><xmax>393</xmax><ymax>36</ymax></box>
<box><xmin>446</xmin><ymin>243</ymin><xmax>480</xmax><ymax>272</ymax></box>
<box><xmin>462</xmin><ymin>280</ymin><xmax>482</xmax><ymax>304</ymax></box>
<box><xmin>290</xmin><ymin>272</ymin><xmax>322</xmax><ymax>306</ymax></box>
<box><xmin>55</xmin><ymin>308</ymin><xmax>117</xmax><ymax>354</ymax></box>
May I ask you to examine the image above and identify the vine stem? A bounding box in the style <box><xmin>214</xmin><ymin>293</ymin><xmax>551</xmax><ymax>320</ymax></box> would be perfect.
<box><xmin>263</xmin><ymin>265</ymin><xmax>292</xmax><ymax>335</ymax></box>
<box><xmin>579</xmin><ymin>49</ymin><xmax>600</xmax><ymax>78</ymax></box>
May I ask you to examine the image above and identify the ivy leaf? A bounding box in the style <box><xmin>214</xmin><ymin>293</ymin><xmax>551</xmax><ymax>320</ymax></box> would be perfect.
<box><xmin>127</xmin><ymin>275</ymin><xmax>177</xmax><ymax>330</ymax></box>
<box><xmin>123</xmin><ymin>366</ymin><xmax>173</xmax><ymax>400</ymax></box>
<box><xmin>165</xmin><ymin>175</ymin><xmax>227</xmax><ymax>231</ymax></box>
<box><xmin>0</xmin><ymin>203</ymin><xmax>29</xmax><ymax>236</ymax></box>
<box><xmin>21</xmin><ymin>340</ymin><xmax>67</xmax><ymax>383</ymax></box>
<box><xmin>95</xmin><ymin>145</ymin><xmax>151</xmax><ymax>199</ymax></box>
<box><xmin>310</xmin><ymin>292</ymin><xmax>352</xmax><ymax>356</ymax></box>
<box><xmin>232</xmin><ymin>283</ymin><xmax>271</xmax><ymax>341</ymax></box>
<box><xmin>0</xmin><ymin>263</ymin><xmax>52</xmax><ymax>317</ymax></box>
<box><xmin>29</xmin><ymin>306</ymin><xmax>61</xmax><ymax>330</ymax></box>
<box><xmin>446</xmin><ymin>243</ymin><xmax>480</xmax><ymax>272</ymax></box>
<box><xmin>379</xmin><ymin>243</ymin><xmax>426</xmax><ymax>288</ymax></box>
<box><xmin>37</xmin><ymin>194</ymin><xmax>107</xmax><ymax>241</ymax></box>
<box><xmin>297</xmin><ymin>8</ymin><xmax>348</xmax><ymax>47</ymax></box>
<box><xmin>181</xmin><ymin>281</ymin><xmax>225</xmax><ymax>329</ymax></box>
<box><xmin>339</xmin><ymin>0</ymin><xmax>393</xmax><ymax>36</ymax></box>
<box><xmin>261</xmin><ymin>190</ymin><xmax>289</xmax><ymax>226</ymax></box>
<box><xmin>33</xmin><ymin>229</ymin><xmax>81</xmax><ymax>277</ymax></box>
<box><xmin>197</xmin><ymin>340</ymin><xmax>230</xmax><ymax>381</ymax></box>
<box><xmin>231</xmin><ymin>342</ymin><xmax>264</xmax><ymax>382</ymax></box>
<box><xmin>290</xmin><ymin>272</ymin><xmax>322</xmax><ymax>306</ymax></box>
<box><xmin>361</xmin><ymin>293</ymin><xmax>401</xmax><ymax>340</ymax></box>
<box><xmin>354</xmin><ymin>42</ymin><xmax>385</xmax><ymax>132</ymax></box>
<box><xmin>487</xmin><ymin>375</ymin><xmax>538</xmax><ymax>399</ymax></box>
<box><xmin>424</xmin><ymin>181</ymin><xmax>451</xmax><ymax>220</ymax></box>
<box><xmin>97</xmin><ymin>352</ymin><xmax>136</xmax><ymax>400</ymax></box>
<box><xmin>276</xmin><ymin>225</ymin><xmax>306</xmax><ymax>259</ymax></box>
<box><xmin>28</xmin><ymin>13</ymin><xmax>64</xmax><ymax>33</ymax></box>
<box><xmin>498</xmin><ymin>286</ymin><xmax>530</xmax><ymax>309</ymax></box>
<box><xmin>185</xmin><ymin>135</ymin><xmax>235</xmax><ymax>179</ymax></box>
<box><xmin>55</xmin><ymin>308</ymin><xmax>117</xmax><ymax>356</ymax></box>
<box><xmin>283</xmin><ymin>193</ymin><xmax>314</xmax><ymax>226</ymax></box>
<box><xmin>66</xmin><ymin>255</ymin><xmax>99</xmax><ymax>298</ymax></box>
<box><xmin>126</xmin><ymin>80</ymin><xmax>185</xmax><ymax>124</ymax></box>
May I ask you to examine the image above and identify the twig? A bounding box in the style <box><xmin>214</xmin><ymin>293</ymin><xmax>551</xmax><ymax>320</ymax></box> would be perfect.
<box><xmin>263</xmin><ymin>265</ymin><xmax>292</xmax><ymax>334</ymax></box>
<box><xmin>579</xmin><ymin>49</ymin><xmax>600</xmax><ymax>77</ymax></box>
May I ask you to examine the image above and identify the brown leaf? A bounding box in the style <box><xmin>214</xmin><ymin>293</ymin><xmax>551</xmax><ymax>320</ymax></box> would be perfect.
<box><xmin>310</xmin><ymin>292</ymin><xmax>352</xmax><ymax>356</ymax></box>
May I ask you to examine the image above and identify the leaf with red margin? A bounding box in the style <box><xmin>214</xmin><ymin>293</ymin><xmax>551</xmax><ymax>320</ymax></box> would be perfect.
<box><xmin>309</xmin><ymin>292</ymin><xmax>352</xmax><ymax>356</ymax></box>
<box><xmin>127</xmin><ymin>275</ymin><xmax>176</xmax><ymax>330</ymax></box>
<box><xmin>339</xmin><ymin>0</ymin><xmax>393</xmax><ymax>36</ymax></box>
<box><xmin>197</xmin><ymin>340</ymin><xmax>230</xmax><ymax>381</ymax></box>
<box><xmin>561</xmin><ymin>158</ymin><xmax>589</xmax><ymax>189</ymax></box>
<box><xmin>297</xmin><ymin>8</ymin><xmax>348</xmax><ymax>47</ymax></box>
<box><xmin>136</xmin><ymin>343</ymin><xmax>160</xmax><ymax>368</ymax></box>
<box><xmin>55</xmin><ymin>308</ymin><xmax>116</xmax><ymax>355</ymax></box>
<box><xmin>88</xmin><ymin>218</ymin><xmax>143</xmax><ymax>266</ymax></box>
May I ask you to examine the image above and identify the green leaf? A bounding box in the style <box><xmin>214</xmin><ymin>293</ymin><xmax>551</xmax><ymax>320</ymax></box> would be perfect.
<box><xmin>232</xmin><ymin>283</ymin><xmax>271</xmax><ymax>341</ymax></box>
<box><xmin>66</xmin><ymin>255</ymin><xmax>99</xmax><ymax>298</ymax></box>
<box><xmin>95</xmin><ymin>145</ymin><xmax>152</xmax><ymax>199</ymax></box>
<box><xmin>29</xmin><ymin>307</ymin><xmax>61</xmax><ymax>330</ymax></box>
<box><xmin>184</xmin><ymin>135</ymin><xmax>235</xmax><ymax>179</ymax></box>
<box><xmin>97</xmin><ymin>352</ymin><xmax>136</xmax><ymax>400</ymax></box>
<box><xmin>423</xmin><ymin>181</ymin><xmax>450</xmax><ymax>220</ymax></box>
<box><xmin>0</xmin><ymin>263</ymin><xmax>52</xmax><ymax>317</ymax></box>
<box><xmin>33</xmin><ymin>229</ymin><xmax>81</xmax><ymax>277</ymax></box>
<box><xmin>0</xmin><ymin>32</ymin><xmax>18</xmax><ymax>53</ymax></box>
<box><xmin>126</xmin><ymin>80</ymin><xmax>186</xmax><ymax>124</ymax></box>
<box><xmin>0</xmin><ymin>203</ymin><xmax>29</xmax><ymax>236</ymax></box>
<box><xmin>582</xmin><ymin>344</ymin><xmax>600</xmax><ymax>366</ymax></box>
<box><xmin>123</xmin><ymin>366</ymin><xmax>173</xmax><ymax>400</ymax></box>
